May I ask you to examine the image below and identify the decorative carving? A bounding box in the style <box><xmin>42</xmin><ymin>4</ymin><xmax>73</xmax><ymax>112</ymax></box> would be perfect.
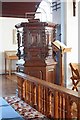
<box><xmin>15</xmin><ymin>19</ymin><xmax>56</xmax><ymax>61</ymax></box>
<box><xmin>15</xmin><ymin>18</ymin><xmax>57</xmax><ymax>81</ymax></box>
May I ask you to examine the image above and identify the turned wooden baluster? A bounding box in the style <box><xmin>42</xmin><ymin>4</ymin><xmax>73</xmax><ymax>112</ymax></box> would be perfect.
<box><xmin>61</xmin><ymin>94</ymin><xmax>64</xmax><ymax>118</ymax></box>
<box><xmin>17</xmin><ymin>77</ymin><xmax>24</xmax><ymax>100</ymax></box>
<box><xmin>27</xmin><ymin>81</ymin><xmax>29</xmax><ymax>103</ymax></box>
<box><xmin>45</xmin><ymin>88</ymin><xmax>51</xmax><ymax>118</ymax></box>
<box><xmin>54</xmin><ymin>91</ymin><xmax>59</xmax><ymax>118</ymax></box>
<box><xmin>58</xmin><ymin>92</ymin><xmax>61</xmax><ymax>118</ymax></box>
<box><xmin>33</xmin><ymin>83</ymin><xmax>37</xmax><ymax>108</ymax></box>
<box><xmin>48</xmin><ymin>90</ymin><xmax>52</xmax><ymax>117</ymax></box>
<box><xmin>62</xmin><ymin>94</ymin><xmax>66</xmax><ymax>118</ymax></box>
<box><xmin>44</xmin><ymin>88</ymin><xmax>48</xmax><ymax>116</ymax></box>
<box><xmin>40</xmin><ymin>86</ymin><xmax>44</xmax><ymax>114</ymax></box>
<box><xmin>25</xmin><ymin>80</ymin><xmax>28</xmax><ymax>102</ymax></box>
<box><xmin>28</xmin><ymin>81</ymin><xmax>31</xmax><ymax>103</ymax></box>
<box><xmin>77</xmin><ymin>97</ymin><xmax>80</xmax><ymax>118</ymax></box>
<box><xmin>43</xmin><ymin>87</ymin><xmax>46</xmax><ymax>114</ymax></box>
<box><xmin>58</xmin><ymin>93</ymin><xmax>64</xmax><ymax>118</ymax></box>
<box><xmin>38</xmin><ymin>84</ymin><xmax>41</xmax><ymax>112</ymax></box>
<box><xmin>65</xmin><ymin>95</ymin><xmax>72</xmax><ymax>119</ymax></box>
<box><xmin>26</xmin><ymin>80</ymin><xmax>31</xmax><ymax>104</ymax></box>
<box><xmin>23</xmin><ymin>81</ymin><xmax>26</xmax><ymax>100</ymax></box>
<box><xmin>31</xmin><ymin>82</ymin><xmax>34</xmax><ymax>106</ymax></box>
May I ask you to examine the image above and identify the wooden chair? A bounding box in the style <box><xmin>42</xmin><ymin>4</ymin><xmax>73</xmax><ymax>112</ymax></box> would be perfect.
<box><xmin>69</xmin><ymin>63</ymin><xmax>80</xmax><ymax>91</ymax></box>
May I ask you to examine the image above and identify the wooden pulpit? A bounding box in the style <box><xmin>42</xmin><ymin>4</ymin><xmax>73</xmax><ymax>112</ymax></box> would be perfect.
<box><xmin>15</xmin><ymin>18</ymin><xmax>57</xmax><ymax>83</ymax></box>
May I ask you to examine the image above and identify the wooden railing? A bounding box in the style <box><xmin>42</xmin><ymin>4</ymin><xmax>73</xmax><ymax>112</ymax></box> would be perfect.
<box><xmin>16</xmin><ymin>72</ymin><xmax>80</xmax><ymax>119</ymax></box>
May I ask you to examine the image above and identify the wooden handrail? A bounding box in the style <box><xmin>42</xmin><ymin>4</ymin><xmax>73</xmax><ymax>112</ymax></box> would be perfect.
<box><xmin>15</xmin><ymin>72</ymin><xmax>80</xmax><ymax>119</ymax></box>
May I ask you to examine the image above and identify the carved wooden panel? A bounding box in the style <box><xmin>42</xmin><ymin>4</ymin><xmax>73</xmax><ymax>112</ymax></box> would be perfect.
<box><xmin>15</xmin><ymin>19</ymin><xmax>57</xmax><ymax>82</ymax></box>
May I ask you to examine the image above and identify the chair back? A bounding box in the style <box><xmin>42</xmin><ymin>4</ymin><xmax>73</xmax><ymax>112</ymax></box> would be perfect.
<box><xmin>69</xmin><ymin>63</ymin><xmax>80</xmax><ymax>78</ymax></box>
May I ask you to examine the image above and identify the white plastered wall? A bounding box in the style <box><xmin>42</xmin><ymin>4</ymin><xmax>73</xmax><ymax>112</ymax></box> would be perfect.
<box><xmin>0</xmin><ymin>17</ymin><xmax>28</xmax><ymax>74</ymax></box>
<box><xmin>66</xmin><ymin>0</ymin><xmax>78</xmax><ymax>86</ymax></box>
<box><xmin>52</xmin><ymin>0</ymin><xmax>78</xmax><ymax>86</ymax></box>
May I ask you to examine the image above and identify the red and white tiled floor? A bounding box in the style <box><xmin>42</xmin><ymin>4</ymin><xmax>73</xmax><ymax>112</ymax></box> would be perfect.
<box><xmin>4</xmin><ymin>96</ymin><xmax>49</xmax><ymax>120</ymax></box>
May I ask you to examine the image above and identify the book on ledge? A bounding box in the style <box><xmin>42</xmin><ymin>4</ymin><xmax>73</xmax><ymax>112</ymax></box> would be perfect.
<box><xmin>52</xmin><ymin>40</ymin><xmax>71</xmax><ymax>53</ymax></box>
